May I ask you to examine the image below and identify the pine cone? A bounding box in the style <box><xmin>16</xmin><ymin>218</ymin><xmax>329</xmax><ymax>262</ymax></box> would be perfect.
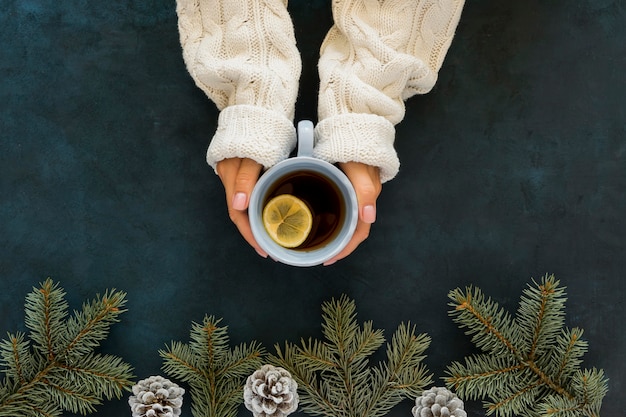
<box><xmin>128</xmin><ymin>375</ymin><xmax>185</xmax><ymax>417</ymax></box>
<box><xmin>412</xmin><ymin>387</ymin><xmax>466</xmax><ymax>417</ymax></box>
<box><xmin>244</xmin><ymin>364</ymin><xmax>299</xmax><ymax>417</ymax></box>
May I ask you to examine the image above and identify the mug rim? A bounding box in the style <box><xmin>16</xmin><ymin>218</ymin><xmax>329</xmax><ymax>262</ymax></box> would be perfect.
<box><xmin>249</xmin><ymin>156</ymin><xmax>358</xmax><ymax>267</ymax></box>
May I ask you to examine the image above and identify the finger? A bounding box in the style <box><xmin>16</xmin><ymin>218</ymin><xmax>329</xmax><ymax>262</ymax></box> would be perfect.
<box><xmin>216</xmin><ymin>158</ymin><xmax>242</xmax><ymax>203</ymax></box>
<box><xmin>339</xmin><ymin>162</ymin><xmax>382</xmax><ymax>224</ymax></box>
<box><xmin>216</xmin><ymin>157</ymin><xmax>262</xmax><ymax>210</ymax></box>
<box><xmin>231</xmin><ymin>158</ymin><xmax>262</xmax><ymax>210</ymax></box>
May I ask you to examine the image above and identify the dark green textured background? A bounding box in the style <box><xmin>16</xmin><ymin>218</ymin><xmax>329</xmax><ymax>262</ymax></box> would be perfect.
<box><xmin>1</xmin><ymin>1</ymin><xmax>624</xmax><ymax>416</ymax></box>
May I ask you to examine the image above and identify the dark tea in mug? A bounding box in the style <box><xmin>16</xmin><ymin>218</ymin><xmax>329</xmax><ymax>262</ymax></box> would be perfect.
<box><xmin>263</xmin><ymin>170</ymin><xmax>346</xmax><ymax>251</ymax></box>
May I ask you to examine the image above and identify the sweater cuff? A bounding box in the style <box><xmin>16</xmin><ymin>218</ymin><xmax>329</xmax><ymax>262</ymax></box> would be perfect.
<box><xmin>206</xmin><ymin>105</ymin><xmax>296</xmax><ymax>170</ymax></box>
<box><xmin>313</xmin><ymin>114</ymin><xmax>400</xmax><ymax>183</ymax></box>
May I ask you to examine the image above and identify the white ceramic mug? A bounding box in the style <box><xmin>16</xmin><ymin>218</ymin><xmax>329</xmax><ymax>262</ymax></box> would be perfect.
<box><xmin>248</xmin><ymin>120</ymin><xmax>358</xmax><ymax>267</ymax></box>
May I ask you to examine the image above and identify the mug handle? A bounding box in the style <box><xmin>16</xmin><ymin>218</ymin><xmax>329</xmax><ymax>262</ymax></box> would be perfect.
<box><xmin>297</xmin><ymin>120</ymin><xmax>314</xmax><ymax>158</ymax></box>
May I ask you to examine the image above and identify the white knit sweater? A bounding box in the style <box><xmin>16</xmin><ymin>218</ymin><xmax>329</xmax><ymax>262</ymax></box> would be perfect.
<box><xmin>176</xmin><ymin>0</ymin><xmax>465</xmax><ymax>182</ymax></box>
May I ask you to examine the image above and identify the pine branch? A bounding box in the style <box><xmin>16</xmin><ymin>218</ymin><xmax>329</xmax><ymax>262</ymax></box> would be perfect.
<box><xmin>24</xmin><ymin>280</ymin><xmax>68</xmax><ymax>362</ymax></box>
<box><xmin>485</xmin><ymin>381</ymin><xmax>542</xmax><ymax>417</ymax></box>
<box><xmin>549</xmin><ymin>328</ymin><xmax>587</xmax><ymax>385</ymax></box>
<box><xmin>63</xmin><ymin>289</ymin><xmax>127</xmax><ymax>359</ymax></box>
<box><xmin>160</xmin><ymin>341</ymin><xmax>205</xmax><ymax>383</ymax></box>
<box><xmin>0</xmin><ymin>278</ymin><xmax>134</xmax><ymax>416</ymax></box>
<box><xmin>297</xmin><ymin>338</ymin><xmax>337</xmax><ymax>372</ymax></box>
<box><xmin>270</xmin><ymin>295</ymin><xmax>431</xmax><ymax>417</ymax></box>
<box><xmin>516</xmin><ymin>277</ymin><xmax>567</xmax><ymax>362</ymax></box>
<box><xmin>321</xmin><ymin>295</ymin><xmax>362</xmax><ymax>359</ymax></box>
<box><xmin>540</xmin><ymin>395</ymin><xmax>585</xmax><ymax>417</ymax></box>
<box><xmin>220</xmin><ymin>343</ymin><xmax>267</xmax><ymax>380</ymax></box>
<box><xmin>39</xmin><ymin>375</ymin><xmax>101</xmax><ymax>415</ymax></box>
<box><xmin>384</xmin><ymin>323</ymin><xmax>431</xmax><ymax>397</ymax></box>
<box><xmin>1</xmin><ymin>332</ymin><xmax>33</xmax><ymax>385</ymax></box>
<box><xmin>445</xmin><ymin>274</ymin><xmax>609</xmax><ymax>417</ymax></box>
<box><xmin>540</xmin><ymin>369</ymin><xmax>607</xmax><ymax>417</ymax></box>
<box><xmin>57</xmin><ymin>353</ymin><xmax>136</xmax><ymax>399</ymax></box>
<box><xmin>160</xmin><ymin>315</ymin><xmax>265</xmax><ymax>417</ymax></box>
<box><xmin>449</xmin><ymin>285</ymin><xmax>521</xmax><ymax>359</ymax></box>
<box><xmin>446</xmin><ymin>354</ymin><xmax>527</xmax><ymax>401</ymax></box>
<box><xmin>273</xmin><ymin>342</ymin><xmax>338</xmax><ymax>417</ymax></box>
<box><xmin>0</xmin><ymin>397</ymin><xmax>60</xmax><ymax>417</ymax></box>
<box><xmin>358</xmin><ymin>323</ymin><xmax>431</xmax><ymax>417</ymax></box>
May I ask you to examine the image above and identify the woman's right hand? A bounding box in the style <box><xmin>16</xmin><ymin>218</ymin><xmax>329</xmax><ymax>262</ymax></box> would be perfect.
<box><xmin>216</xmin><ymin>158</ymin><xmax>268</xmax><ymax>258</ymax></box>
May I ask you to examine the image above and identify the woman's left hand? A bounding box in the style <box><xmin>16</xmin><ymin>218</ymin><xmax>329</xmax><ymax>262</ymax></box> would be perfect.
<box><xmin>323</xmin><ymin>162</ymin><xmax>382</xmax><ymax>266</ymax></box>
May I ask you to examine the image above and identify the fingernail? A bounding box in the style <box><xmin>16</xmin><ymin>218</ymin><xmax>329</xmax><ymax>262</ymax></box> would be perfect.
<box><xmin>232</xmin><ymin>192</ymin><xmax>247</xmax><ymax>211</ymax></box>
<box><xmin>255</xmin><ymin>248</ymin><xmax>268</xmax><ymax>258</ymax></box>
<box><xmin>362</xmin><ymin>205</ymin><xmax>376</xmax><ymax>223</ymax></box>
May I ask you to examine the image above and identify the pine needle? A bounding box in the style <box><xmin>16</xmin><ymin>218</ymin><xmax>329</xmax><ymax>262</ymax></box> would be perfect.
<box><xmin>270</xmin><ymin>295</ymin><xmax>432</xmax><ymax>417</ymax></box>
<box><xmin>159</xmin><ymin>315</ymin><xmax>265</xmax><ymax>417</ymax></box>
<box><xmin>0</xmin><ymin>278</ymin><xmax>134</xmax><ymax>416</ymax></box>
<box><xmin>445</xmin><ymin>274</ymin><xmax>609</xmax><ymax>417</ymax></box>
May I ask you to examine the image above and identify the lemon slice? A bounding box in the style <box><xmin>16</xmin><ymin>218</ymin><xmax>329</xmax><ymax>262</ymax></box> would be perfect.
<box><xmin>262</xmin><ymin>194</ymin><xmax>313</xmax><ymax>248</ymax></box>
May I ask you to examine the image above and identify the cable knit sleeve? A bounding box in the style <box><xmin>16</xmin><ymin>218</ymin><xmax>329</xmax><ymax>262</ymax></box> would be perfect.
<box><xmin>314</xmin><ymin>0</ymin><xmax>465</xmax><ymax>182</ymax></box>
<box><xmin>176</xmin><ymin>0</ymin><xmax>301</xmax><ymax>170</ymax></box>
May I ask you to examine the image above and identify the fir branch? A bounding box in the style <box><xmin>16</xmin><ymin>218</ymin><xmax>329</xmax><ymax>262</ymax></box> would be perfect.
<box><xmin>449</xmin><ymin>285</ymin><xmax>521</xmax><ymax>359</ymax></box>
<box><xmin>273</xmin><ymin>342</ymin><xmax>338</xmax><ymax>417</ymax></box>
<box><xmin>384</xmin><ymin>323</ymin><xmax>431</xmax><ymax>396</ymax></box>
<box><xmin>39</xmin><ymin>375</ymin><xmax>101</xmax><ymax>415</ymax></box>
<box><xmin>297</xmin><ymin>338</ymin><xmax>337</xmax><ymax>372</ymax></box>
<box><xmin>63</xmin><ymin>289</ymin><xmax>127</xmax><ymax>359</ymax></box>
<box><xmin>347</xmin><ymin>321</ymin><xmax>385</xmax><ymax>370</ymax></box>
<box><xmin>160</xmin><ymin>341</ymin><xmax>205</xmax><ymax>383</ymax></box>
<box><xmin>320</xmin><ymin>295</ymin><xmax>362</xmax><ymax>359</ymax></box>
<box><xmin>359</xmin><ymin>323</ymin><xmax>431</xmax><ymax>417</ymax></box>
<box><xmin>220</xmin><ymin>343</ymin><xmax>267</xmax><ymax>380</ymax></box>
<box><xmin>571</xmin><ymin>369</ymin><xmax>608</xmax><ymax>413</ymax></box>
<box><xmin>0</xmin><ymin>332</ymin><xmax>33</xmax><ymax>385</ymax></box>
<box><xmin>0</xmin><ymin>397</ymin><xmax>60</xmax><ymax>417</ymax></box>
<box><xmin>540</xmin><ymin>369</ymin><xmax>607</xmax><ymax>417</ymax></box>
<box><xmin>270</xmin><ymin>295</ymin><xmax>432</xmax><ymax>417</ymax></box>
<box><xmin>446</xmin><ymin>354</ymin><xmax>527</xmax><ymax>401</ymax></box>
<box><xmin>445</xmin><ymin>274</ymin><xmax>609</xmax><ymax>417</ymax></box>
<box><xmin>539</xmin><ymin>369</ymin><xmax>607</xmax><ymax>417</ymax></box>
<box><xmin>0</xmin><ymin>278</ymin><xmax>134</xmax><ymax>417</ymax></box>
<box><xmin>516</xmin><ymin>277</ymin><xmax>567</xmax><ymax>362</ymax></box>
<box><xmin>549</xmin><ymin>328</ymin><xmax>587</xmax><ymax>385</ymax></box>
<box><xmin>485</xmin><ymin>381</ymin><xmax>542</xmax><ymax>417</ymax></box>
<box><xmin>57</xmin><ymin>353</ymin><xmax>137</xmax><ymax>399</ymax></box>
<box><xmin>24</xmin><ymin>280</ymin><xmax>68</xmax><ymax>361</ymax></box>
<box><xmin>159</xmin><ymin>315</ymin><xmax>265</xmax><ymax>417</ymax></box>
<box><xmin>540</xmin><ymin>395</ymin><xmax>585</xmax><ymax>417</ymax></box>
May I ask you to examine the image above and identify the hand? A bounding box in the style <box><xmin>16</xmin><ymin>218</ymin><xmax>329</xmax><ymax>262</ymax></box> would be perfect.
<box><xmin>323</xmin><ymin>162</ymin><xmax>382</xmax><ymax>266</ymax></box>
<box><xmin>215</xmin><ymin>158</ymin><xmax>268</xmax><ymax>258</ymax></box>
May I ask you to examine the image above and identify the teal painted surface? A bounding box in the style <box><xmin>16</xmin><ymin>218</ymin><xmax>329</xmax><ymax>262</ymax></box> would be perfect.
<box><xmin>1</xmin><ymin>1</ymin><xmax>624</xmax><ymax>416</ymax></box>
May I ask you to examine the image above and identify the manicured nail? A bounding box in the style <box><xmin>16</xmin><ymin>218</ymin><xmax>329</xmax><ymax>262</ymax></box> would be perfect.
<box><xmin>362</xmin><ymin>205</ymin><xmax>376</xmax><ymax>223</ymax></box>
<box><xmin>232</xmin><ymin>192</ymin><xmax>247</xmax><ymax>211</ymax></box>
<box><xmin>255</xmin><ymin>248</ymin><xmax>268</xmax><ymax>258</ymax></box>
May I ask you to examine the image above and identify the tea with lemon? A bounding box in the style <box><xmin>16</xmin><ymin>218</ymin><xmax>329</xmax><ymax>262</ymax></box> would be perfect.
<box><xmin>262</xmin><ymin>171</ymin><xmax>345</xmax><ymax>250</ymax></box>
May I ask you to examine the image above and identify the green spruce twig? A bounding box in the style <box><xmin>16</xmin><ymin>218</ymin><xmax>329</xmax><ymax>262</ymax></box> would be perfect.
<box><xmin>159</xmin><ymin>315</ymin><xmax>265</xmax><ymax>417</ymax></box>
<box><xmin>271</xmin><ymin>295</ymin><xmax>432</xmax><ymax>417</ymax></box>
<box><xmin>445</xmin><ymin>274</ymin><xmax>608</xmax><ymax>417</ymax></box>
<box><xmin>0</xmin><ymin>278</ymin><xmax>134</xmax><ymax>417</ymax></box>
